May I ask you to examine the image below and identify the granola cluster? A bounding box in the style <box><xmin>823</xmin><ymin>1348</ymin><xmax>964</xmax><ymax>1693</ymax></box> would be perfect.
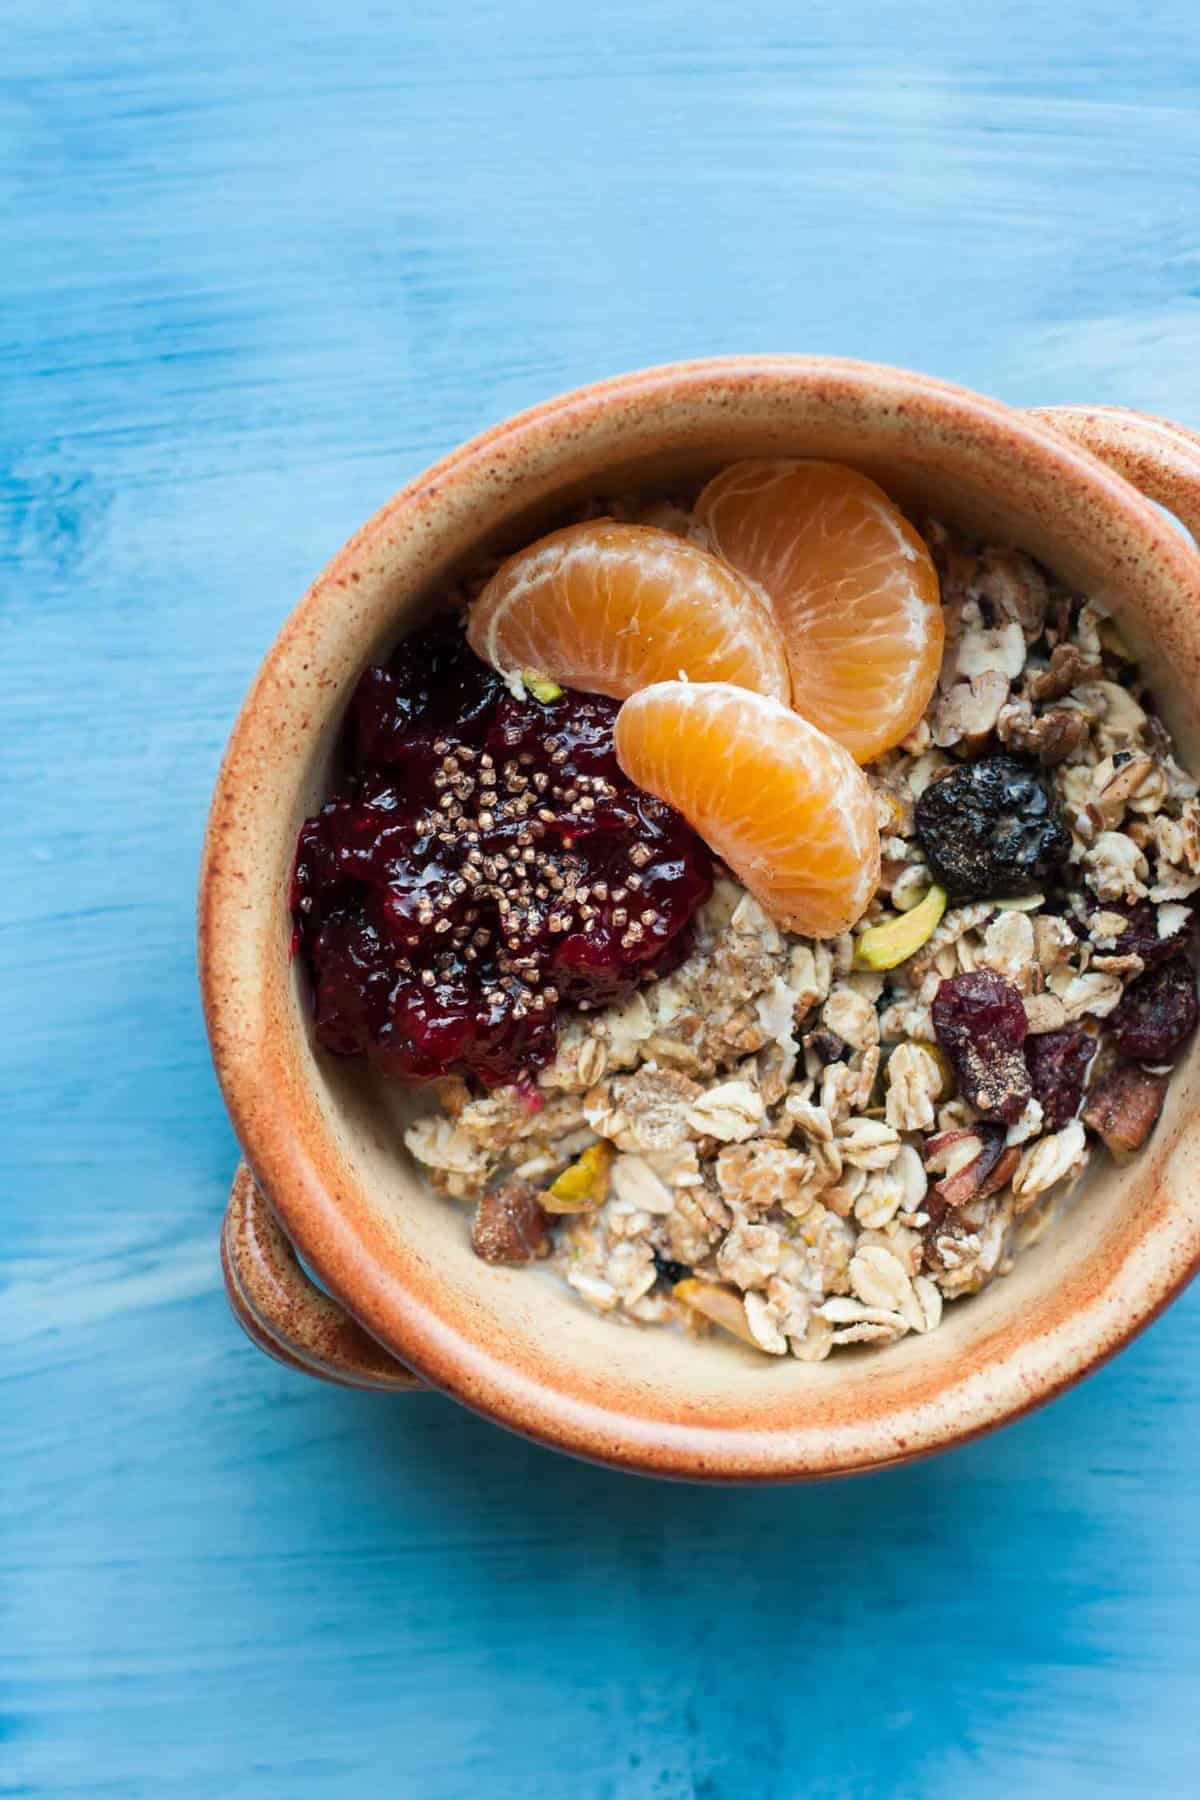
<box><xmin>405</xmin><ymin>520</ymin><xmax>1199</xmax><ymax>1359</ymax></box>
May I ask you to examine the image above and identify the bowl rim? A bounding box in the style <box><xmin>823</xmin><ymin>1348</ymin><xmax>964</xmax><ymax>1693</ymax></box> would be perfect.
<box><xmin>199</xmin><ymin>353</ymin><xmax>1200</xmax><ymax>1480</ymax></box>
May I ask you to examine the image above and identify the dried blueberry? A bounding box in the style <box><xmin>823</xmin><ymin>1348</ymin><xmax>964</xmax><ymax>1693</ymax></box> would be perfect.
<box><xmin>932</xmin><ymin>969</ymin><xmax>1032</xmax><ymax>1124</ymax></box>
<box><xmin>914</xmin><ymin>755</ymin><xmax>1071</xmax><ymax>899</ymax></box>
<box><xmin>652</xmin><ymin>1247</ymin><xmax>691</xmax><ymax>1288</ymax></box>
<box><xmin>1109</xmin><ymin>956</ymin><xmax>1198</xmax><ymax>1064</ymax></box>
<box><xmin>1025</xmin><ymin>1025</ymin><xmax>1097</xmax><ymax>1130</ymax></box>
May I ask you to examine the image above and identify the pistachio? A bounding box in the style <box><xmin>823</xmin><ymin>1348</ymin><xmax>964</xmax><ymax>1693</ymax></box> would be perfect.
<box><xmin>543</xmin><ymin>1142</ymin><xmax>613</xmax><ymax>1212</ymax></box>
<box><xmin>522</xmin><ymin>670</ymin><xmax>564</xmax><ymax>703</ymax></box>
<box><xmin>854</xmin><ymin>884</ymin><xmax>948</xmax><ymax>971</ymax></box>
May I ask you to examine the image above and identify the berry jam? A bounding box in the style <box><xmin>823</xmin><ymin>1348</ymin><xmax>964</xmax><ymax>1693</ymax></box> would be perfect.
<box><xmin>290</xmin><ymin>618</ymin><xmax>713</xmax><ymax>1087</ymax></box>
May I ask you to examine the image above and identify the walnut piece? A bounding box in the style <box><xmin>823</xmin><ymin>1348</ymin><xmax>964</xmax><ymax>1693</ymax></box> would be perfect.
<box><xmin>1029</xmin><ymin>643</ymin><xmax>1103</xmax><ymax>703</ymax></box>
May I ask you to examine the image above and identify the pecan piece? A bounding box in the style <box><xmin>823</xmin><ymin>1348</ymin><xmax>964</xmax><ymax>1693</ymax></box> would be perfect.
<box><xmin>1029</xmin><ymin>643</ymin><xmax>1103</xmax><ymax>703</ymax></box>
<box><xmin>1082</xmin><ymin>1065</ymin><xmax>1169</xmax><ymax>1161</ymax></box>
<box><xmin>471</xmin><ymin>1177</ymin><xmax>552</xmax><ymax>1263</ymax></box>
<box><xmin>924</xmin><ymin>1125</ymin><xmax>1017</xmax><ymax>1207</ymax></box>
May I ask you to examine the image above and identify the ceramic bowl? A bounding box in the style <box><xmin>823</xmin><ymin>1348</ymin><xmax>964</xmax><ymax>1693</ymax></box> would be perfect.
<box><xmin>200</xmin><ymin>357</ymin><xmax>1200</xmax><ymax>1479</ymax></box>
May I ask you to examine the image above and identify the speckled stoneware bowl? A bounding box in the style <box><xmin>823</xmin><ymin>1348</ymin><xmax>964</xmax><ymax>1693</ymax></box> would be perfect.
<box><xmin>200</xmin><ymin>357</ymin><xmax>1200</xmax><ymax>1480</ymax></box>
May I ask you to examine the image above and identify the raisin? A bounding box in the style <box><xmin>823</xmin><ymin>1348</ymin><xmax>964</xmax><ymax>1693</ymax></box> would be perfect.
<box><xmin>914</xmin><ymin>755</ymin><xmax>1071</xmax><ymax>898</ymax></box>
<box><xmin>1109</xmin><ymin>957</ymin><xmax>1198</xmax><ymax>1063</ymax></box>
<box><xmin>932</xmin><ymin>970</ymin><xmax>1031</xmax><ymax>1124</ymax></box>
<box><xmin>804</xmin><ymin>1028</ymin><xmax>849</xmax><ymax>1065</ymax></box>
<box><xmin>1025</xmin><ymin>1025</ymin><xmax>1097</xmax><ymax>1130</ymax></box>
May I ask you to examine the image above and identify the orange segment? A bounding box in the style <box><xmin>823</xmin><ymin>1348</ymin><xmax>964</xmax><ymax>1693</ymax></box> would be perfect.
<box><xmin>467</xmin><ymin>520</ymin><xmax>790</xmax><ymax>703</ymax></box>
<box><xmin>615</xmin><ymin>682</ymin><xmax>880</xmax><ymax>938</ymax></box>
<box><xmin>696</xmin><ymin>460</ymin><xmax>943</xmax><ymax>762</ymax></box>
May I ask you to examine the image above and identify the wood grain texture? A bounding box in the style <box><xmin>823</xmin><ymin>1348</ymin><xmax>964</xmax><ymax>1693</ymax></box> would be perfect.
<box><xmin>5</xmin><ymin>2</ymin><xmax>1200</xmax><ymax>1793</ymax></box>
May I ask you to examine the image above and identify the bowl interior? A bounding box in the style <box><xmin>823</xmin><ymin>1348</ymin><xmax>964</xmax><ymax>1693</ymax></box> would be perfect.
<box><xmin>208</xmin><ymin>363</ymin><xmax>1200</xmax><ymax>1475</ymax></box>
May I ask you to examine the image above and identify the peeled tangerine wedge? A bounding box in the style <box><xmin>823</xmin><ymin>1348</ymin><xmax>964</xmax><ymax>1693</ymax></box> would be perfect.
<box><xmin>615</xmin><ymin>682</ymin><xmax>880</xmax><ymax>938</ymax></box>
<box><xmin>696</xmin><ymin>460</ymin><xmax>943</xmax><ymax>763</ymax></box>
<box><xmin>467</xmin><ymin>520</ymin><xmax>790</xmax><ymax>702</ymax></box>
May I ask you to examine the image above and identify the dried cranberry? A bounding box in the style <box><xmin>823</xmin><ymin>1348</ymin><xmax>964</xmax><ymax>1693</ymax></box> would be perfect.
<box><xmin>1025</xmin><ymin>1025</ymin><xmax>1098</xmax><ymax>1130</ymax></box>
<box><xmin>1109</xmin><ymin>957</ymin><xmax>1198</xmax><ymax>1064</ymax></box>
<box><xmin>290</xmin><ymin>618</ymin><xmax>712</xmax><ymax>1088</ymax></box>
<box><xmin>1081</xmin><ymin>897</ymin><xmax>1193</xmax><ymax>969</ymax></box>
<box><xmin>914</xmin><ymin>755</ymin><xmax>1071</xmax><ymax>898</ymax></box>
<box><xmin>932</xmin><ymin>970</ymin><xmax>1031</xmax><ymax>1124</ymax></box>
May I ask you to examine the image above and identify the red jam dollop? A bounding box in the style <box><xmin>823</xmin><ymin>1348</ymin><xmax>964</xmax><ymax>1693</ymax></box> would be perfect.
<box><xmin>290</xmin><ymin>618</ymin><xmax>713</xmax><ymax>1086</ymax></box>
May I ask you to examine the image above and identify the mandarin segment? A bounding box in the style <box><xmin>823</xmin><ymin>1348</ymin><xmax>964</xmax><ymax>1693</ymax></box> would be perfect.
<box><xmin>467</xmin><ymin>519</ymin><xmax>790</xmax><ymax>703</ymax></box>
<box><xmin>614</xmin><ymin>681</ymin><xmax>880</xmax><ymax>938</ymax></box>
<box><xmin>696</xmin><ymin>459</ymin><xmax>943</xmax><ymax>762</ymax></box>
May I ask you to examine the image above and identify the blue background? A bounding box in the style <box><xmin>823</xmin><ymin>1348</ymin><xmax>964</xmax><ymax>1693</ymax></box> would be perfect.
<box><xmin>6</xmin><ymin>3</ymin><xmax>1200</xmax><ymax>1794</ymax></box>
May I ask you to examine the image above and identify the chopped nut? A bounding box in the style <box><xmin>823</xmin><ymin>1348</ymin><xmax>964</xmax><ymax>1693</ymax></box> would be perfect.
<box><xmin>471</xmin><ymin>1179</ymin><xmax>551</xmax><ymax>1263</ymax></box>
<box><xmin>932</xmin><ymin>670</ymin><xmax>1010</xmax><ymax>751</ymax></box>
<box><xmin>1023</xmin><ymin>992</ymin><xmax>1070</xmax><ymax>1034</ymax></box>
<box><xmin>997</xmin><ymin>701</ymin><xmax>1090</xmax><ymax>767</ymax></box>
<box><xmin>1082</xmin><ymin>1064</ymin><xmax>1169</xmax><ymax>1160</ymax></box>
<box><xmin>924</xmin><ymin>1126</ymin><xmax>1016</xmax><ymax>1207</ymax></box>
<box><xmin>975</xmin><ymin>546</ymin><xmax>1049</xmax><ymax>637</ymax></box>
<box><xmin>854</xmin><ymin>884</ymin><xmax>948</xmax><ymax>971</ymax></box>
<box><xmin>1029</xmin><ymin>643</ymin><xmax>1103</xmax><ymax>702</ymax></box>
<box><xmin>544</xmin><ymin>1142</ymin><xmax>614</xmax><ymax>1213</ymax></box>
<box><xmin>1090</xmin><ymin>754</ymin><xmax>1159</xmax><ymax>829</ymax></box>
<box><xmin>674</xmin><ymin>1278</ymin><xmax>760</xmax><ymax>1348</ymax></box>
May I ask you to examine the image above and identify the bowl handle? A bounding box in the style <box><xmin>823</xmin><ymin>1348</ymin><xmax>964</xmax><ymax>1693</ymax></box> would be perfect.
<box><xmin>1028</xmin><ymin>404</ymin><xmax>1200</xmax><ymax>540</ymax></box>
<box><xmin>221</xmin><ymin>1163</ymin><xmax>423</xmax><ymax>1390</ymax></box>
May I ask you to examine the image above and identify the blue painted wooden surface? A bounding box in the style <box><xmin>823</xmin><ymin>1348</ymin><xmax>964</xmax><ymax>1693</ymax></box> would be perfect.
<box><xmin>6</xmin><ymin>3</ymin><xmax>1200</xmax><ymax>1793</ymax></box>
